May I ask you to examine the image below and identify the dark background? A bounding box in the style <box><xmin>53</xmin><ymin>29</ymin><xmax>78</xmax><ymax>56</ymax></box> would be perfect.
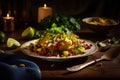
<box><xmin>0</xmin><ymin>0</ymin><xmax>120</xmax><ymax>27</ymax></box>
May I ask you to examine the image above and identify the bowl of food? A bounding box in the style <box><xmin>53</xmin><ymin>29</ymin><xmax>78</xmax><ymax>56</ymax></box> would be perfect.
<box><xmin>82</xmin><ymin>17</ymin><xmax>119</xmax><ymax>33</ymax></box>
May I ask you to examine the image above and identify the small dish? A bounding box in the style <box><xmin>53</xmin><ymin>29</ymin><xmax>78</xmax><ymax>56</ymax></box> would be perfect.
<box><xmin>82</xmin><ymin>17</ymin><xmax>119</xmax><ymax>33</ymax></box>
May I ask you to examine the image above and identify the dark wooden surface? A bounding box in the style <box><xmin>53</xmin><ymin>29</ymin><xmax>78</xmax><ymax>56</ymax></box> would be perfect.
<box><xmin>0</xmin><ymin>25</ymin><xmax>120</xmax><ymax>80</ymax></box>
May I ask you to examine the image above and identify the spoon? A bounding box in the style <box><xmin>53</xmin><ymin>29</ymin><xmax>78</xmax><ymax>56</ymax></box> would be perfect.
<box><xmin>67</xmin><ymin>44</ymin><xmax>120</xmax><ymax>72</ymax></box>
<box><xmin>97</xmin><ymin>38</ymin><xmax>120</xmax><ymax>52</ymax></box>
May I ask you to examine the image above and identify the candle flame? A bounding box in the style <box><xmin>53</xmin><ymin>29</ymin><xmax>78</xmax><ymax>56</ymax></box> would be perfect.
<box><xmin>7</xmin><ymin>13</ymin><xmax>9</xmax><ymax>17</ymax></box>
<box><xmin>44</xmin><ymin>4</ymin><xmax>47</xmax><ymax>7</ymax></box>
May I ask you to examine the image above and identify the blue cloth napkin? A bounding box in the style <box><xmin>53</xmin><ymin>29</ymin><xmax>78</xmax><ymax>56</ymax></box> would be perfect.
<box><xmin>0</xmin><ymin>52</ymin><xmax>42</xmax><ymax>80</ymax></box>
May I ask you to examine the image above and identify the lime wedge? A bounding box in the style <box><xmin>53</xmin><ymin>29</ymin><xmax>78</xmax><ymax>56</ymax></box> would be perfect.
<box><xmin>7</xmin><ymin>38</ymin><xmax>21</xmax><ymax>49</ymax></box>
<box><xmin>21</xmin><ymin>27</ymin><xmax>35</xmax><ymax>39</ymax></box>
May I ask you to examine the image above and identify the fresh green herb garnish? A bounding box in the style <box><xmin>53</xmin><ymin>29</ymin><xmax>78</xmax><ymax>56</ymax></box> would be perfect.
<box><xmin>37</xmin><ymin>13</ymin><xmax>81</xmax><ymax>35</ymax></box>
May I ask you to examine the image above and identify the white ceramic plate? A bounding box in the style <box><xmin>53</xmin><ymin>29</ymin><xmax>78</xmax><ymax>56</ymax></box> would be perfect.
<box><xmin>20</xmin><ymin>39</ymin><xmax>99</xmax><ymax>61</ymax></box>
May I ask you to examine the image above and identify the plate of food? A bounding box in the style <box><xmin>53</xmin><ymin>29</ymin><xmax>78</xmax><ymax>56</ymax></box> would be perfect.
<box><xmin>20</xmin><ymin>33</ymin><xmax>98</xmax><ymax>61</ymax></box>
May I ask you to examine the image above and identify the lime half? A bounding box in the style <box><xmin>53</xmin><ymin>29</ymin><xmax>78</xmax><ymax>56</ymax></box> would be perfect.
<box><xmin>7</xmin><ymin>38</ymin><xmax>21</xmax><ymax>49</ymax></box>
<box><xmin>21</xmin><ymin>27</ymin><xmax>35</xmax><ymax>39</ymax></box>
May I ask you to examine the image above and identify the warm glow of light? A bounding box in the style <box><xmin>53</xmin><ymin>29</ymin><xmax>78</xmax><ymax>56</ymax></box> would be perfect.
<box><xmin>44</xmin><ymin>4</ymin><xmax>47</xmax><ymax>7</ymax></box>
<box><xmin>7</xmin><ymin>13</ymin><xmax>9</xmax><ymax>17</ymax></box>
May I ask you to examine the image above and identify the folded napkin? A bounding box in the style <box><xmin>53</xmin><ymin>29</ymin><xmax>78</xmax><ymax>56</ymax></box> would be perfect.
<box><xmin>0</xmin><ymin>52</ymin><xmax>42</xmax><ymax>80</ymax></box>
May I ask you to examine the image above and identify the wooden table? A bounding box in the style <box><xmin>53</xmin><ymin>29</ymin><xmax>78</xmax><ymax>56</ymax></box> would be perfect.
<box><xmin>0</xmin><ymin>26</ymin><xmax>120</xmax><ymax>80</ymax></box>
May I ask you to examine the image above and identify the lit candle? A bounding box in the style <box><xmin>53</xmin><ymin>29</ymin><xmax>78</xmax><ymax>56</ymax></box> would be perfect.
<box><xmin>3</xmin><ymin>13</ymin><xmax>15</xmax><ymax>32</ymax></box>
<box><xmin>3</xmin><ymin>13</ymin><xmax>14</xmax><ymax>20</ymax></box>
<box><xmin>38</xmin><ymin>4</ymin><xmax>52</xmax><ymax>23</ymax></box>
